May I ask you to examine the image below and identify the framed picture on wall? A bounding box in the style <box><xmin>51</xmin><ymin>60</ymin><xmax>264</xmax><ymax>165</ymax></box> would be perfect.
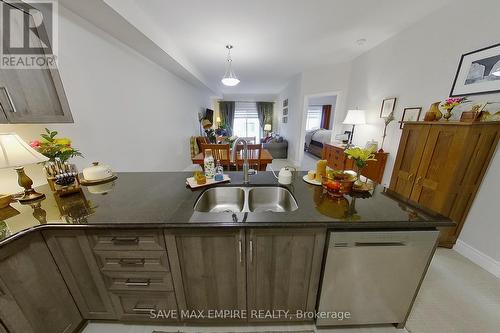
<box><xmin>450</xmin><ymin>43</ymin><xmax>500</xmax><ymax>96</ymax></box>
<box><xmin>283</xmin><ymin>99</ymin><xmax>288</xmax><ymax>107</ymax></box>
<box><xmin>400</xmin><ymin>107</ymin><xmax>422</xmax><ymax>128</ymax></box>
<box><xmin>380</xmin><ymin>97</ymin><xmax>397</xmax><ymax>117</ymax></box>
<box><xmin>283</xmin><ymin>107</ymin><xmax>288</xmax><ymax>116</ymax></box>
<box><xmin>282</xmin><ymin>116</ymin><xmax>288</xmax><ymax>123</ymax></box>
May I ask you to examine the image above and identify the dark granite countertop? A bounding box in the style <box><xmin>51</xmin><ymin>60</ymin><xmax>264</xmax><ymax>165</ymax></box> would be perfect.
<box><xmin>0</xmin><ymin>171</ymin><xmax>454</xmax><ymax>245</ymax></box>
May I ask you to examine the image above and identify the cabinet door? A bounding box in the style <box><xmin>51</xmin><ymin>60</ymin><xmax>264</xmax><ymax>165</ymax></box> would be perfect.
<box><xmin>390</xmin><ymin>124</ymin><xmax>430</xmax><ymax>197</ymax></box>
<box><xmin>246</xmin><ymin>228</ymin><xmax>326</xmax><ymax>322</ymax></box>
<box><xmin>43</xmin><ymin>230</ymin><xmax>116</xmax><ymax>320</ymax></box>
<box><xmin>164</xmin><ymin>229</ymin><xmax>246</xmax><ymax>321</ymax></box>
<box><xmin>0</xmin><ymin>232</ymin><xmax>82</xmax><ymax>333</ymax></box>
<box><xmin>409</xmin><ymin>125</ymin><xmax>468</xmax><ymax>212</ymax></box>
<box><xmin>0</xmin><ymin>2</ymin><xmax>73</xmax><ymax>123</ymax></box>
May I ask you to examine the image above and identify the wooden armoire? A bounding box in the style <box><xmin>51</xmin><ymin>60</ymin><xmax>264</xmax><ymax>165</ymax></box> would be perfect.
<box><xmin>390</xmin><ymin>121</ymin><xmax>499</xmax><ymax>248</ymax></box>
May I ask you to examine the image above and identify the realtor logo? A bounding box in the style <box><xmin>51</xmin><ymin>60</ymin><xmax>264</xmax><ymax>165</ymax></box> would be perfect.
<box><xmin>0</xmin><ymin>0</ymin><xmax>58</xmax><ymax>68</ymax></box>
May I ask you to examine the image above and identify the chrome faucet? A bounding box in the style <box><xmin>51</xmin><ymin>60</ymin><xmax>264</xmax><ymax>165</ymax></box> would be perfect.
<box><xmin>231</xmin><ymin>137</ymin><xmax>256</xmax><ymax>184</ymax></box>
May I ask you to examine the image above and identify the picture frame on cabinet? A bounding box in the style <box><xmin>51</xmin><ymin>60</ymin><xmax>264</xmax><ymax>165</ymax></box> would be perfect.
<box><xmin>450</xmin><ymin>43</ymin><xmax>500</xmax><ymax>97</ymax></box>
<box><xmin>400</xmin><ymin>107</ymin><xmax>422</xmax><ymax>128</ymax></box>
<box><xmin>380</xmin><ymin>98</ymin><xmax>397</xmax><ymax>118</ymax></box>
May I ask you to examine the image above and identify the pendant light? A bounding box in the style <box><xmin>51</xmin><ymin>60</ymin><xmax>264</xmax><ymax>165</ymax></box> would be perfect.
<box><xmin>221</xmin><ymin>45</ymin><xmax>240</xmax><ymax>86</ymax></box>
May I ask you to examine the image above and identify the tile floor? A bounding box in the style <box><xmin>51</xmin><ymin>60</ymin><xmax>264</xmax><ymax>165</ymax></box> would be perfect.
<box><xmin>83</xmin><ymin>249</ymin><xmax>500</xmax><ymax>333</ymax></box>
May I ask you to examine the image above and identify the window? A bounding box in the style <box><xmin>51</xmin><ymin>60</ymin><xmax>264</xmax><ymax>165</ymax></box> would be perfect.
<box><xmin>306</xmin><ymin>106</ymin><xmax>322</xmax><ymax>130</ymax></box>
<box><xmin>233</xmin><ymin>102</ymin><xmax>261</xmax><ymax>142</ymax></box>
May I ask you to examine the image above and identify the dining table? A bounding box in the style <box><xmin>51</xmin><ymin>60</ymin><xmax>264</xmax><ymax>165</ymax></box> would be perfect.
<box><xmin>191</xmin><ymin>148</ymin><xmax>273</xmax><ymax>171</ymax></box>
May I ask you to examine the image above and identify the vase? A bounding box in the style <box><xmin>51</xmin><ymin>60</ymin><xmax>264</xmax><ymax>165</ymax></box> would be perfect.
<box><xmin>443</xmin><ymin>108</ymin><xmax>453</xmax><ymax>121</ymax></box>
<box><xmin>428</xmin><ymin>102</ymin><xmax>442</xmax><ymax>121</ymax></box>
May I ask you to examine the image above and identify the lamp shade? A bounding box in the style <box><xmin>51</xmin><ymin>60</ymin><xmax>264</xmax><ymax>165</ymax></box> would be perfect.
<box><xmin>0</xmin><ymin>133</ymin><xmax>48</xmax><ymax>169</ymax></box>
<box><xmin>343</xmin><ymin>110</ymin><xmax>366</xmax><ymax>125</ymax></box>
<box><xmin>216</xmin><ymin>116</ymin><xmax>221</xmax><ymax>123</ymax></box>
<box><xmin>264</xmin><ymin>124</ymin><xmax>272</xmax><ymax>131</ymax></box>
<box><xmin>201</xmin><ymin>119</ymin><xmax>212</xmax><ymax>129</ymax></box>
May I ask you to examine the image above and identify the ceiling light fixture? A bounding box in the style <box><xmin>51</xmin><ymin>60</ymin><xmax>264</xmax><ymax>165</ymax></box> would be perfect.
<box><xmin>221</xmin><ymin>45</ymin><xmax>240</xmax><ymax>87</ymax></box>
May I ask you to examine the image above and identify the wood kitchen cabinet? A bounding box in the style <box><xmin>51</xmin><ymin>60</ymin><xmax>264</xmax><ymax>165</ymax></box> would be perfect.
<box><xmin>165</xmin><ymin>229</ymin><xmax>246</xmax><ymax>321</ymax></box>
<box><xmin>0</xmin><ymin>1</ymin><xmax>73</xmax><ymax>123</ymax></box>
<box><xmin>43</xmin><ymin>230</ymin><xmax>116</xmax><ymax>320</ymax></box>
<box><xmin>390</xmin><ymin>122</ymin><xmax>500</xmax><ymax>247</ymax></box>
<box><xmin>246</xmin><ymin>228</ymin><xmax>326</xmax><ymax>322</ymax></box>
<box><xmin>0</xmin><ymin>232</ymin><xmax>83</xmax><ymax>333</ymax></box>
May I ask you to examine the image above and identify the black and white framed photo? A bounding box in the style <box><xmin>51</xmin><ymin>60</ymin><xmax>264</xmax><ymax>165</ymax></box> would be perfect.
<box><xmin>380</xmin><ymin>97</ymin><xmax>397</xmax><ymax>118</ymax></box>
<box><xmin>282</xmin><ymin>99</ymin><xmax>288</xmax><ymax>107</ymax></box>
<box><xmin>283</xmin><ymin>107</ymin><xmax>288</xmax><ymax>116</ymax></box>
<box><xmin>282</xmin><ymin>116</ymin><xmax>288</xmax><ymax>123</ymax></box>
<box><xmin>450</xmin><ymin>43</ymin><xmax>500</xmax><ymax>97</ymax></box>
<box><xmin>400</xmin><ymin>107</ymin><xmax>422</xmax><ymax>128</ymax></box>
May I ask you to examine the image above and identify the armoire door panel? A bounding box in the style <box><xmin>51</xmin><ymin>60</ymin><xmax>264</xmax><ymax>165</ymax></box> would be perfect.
<box><xmin>390</xmin><ymin>124</ymin><xmax>430</xmax><ymax>197</ymax></box>
<box><xmin>410</xmin><ymin>126</ymin><xmax>468</xmax><ymax>212</ymax></box>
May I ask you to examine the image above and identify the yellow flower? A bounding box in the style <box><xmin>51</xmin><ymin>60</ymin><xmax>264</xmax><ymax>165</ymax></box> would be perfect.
<box><xmin>345</xmin><ymin>147</ymin><xmax>377</xmax><ymax>162</ymax></box>
<box><xmin>54</xmin><ymin>138</ymin><xmax>71</xmax><ymax>146</ymax></box>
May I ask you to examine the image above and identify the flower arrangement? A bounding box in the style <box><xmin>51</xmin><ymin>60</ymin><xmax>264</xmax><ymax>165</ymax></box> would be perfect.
<box><xmin>440</xmin><ymin>97</ymin><xmax>468</xmax><ymax>120</ymax></box>
<box><xmin>29</xmin><ymin>128</ymin><xmax>82</xmax><ymax>163</ymax></box>
<box><xmin>345</xmin><ymin>146</ymin><xmax>377</xmax><ymax>185</ymax></box>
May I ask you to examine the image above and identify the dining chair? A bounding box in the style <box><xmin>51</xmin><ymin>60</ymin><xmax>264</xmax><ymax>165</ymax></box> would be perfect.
<box><xmin>201</xmin><ymin>143</ymin><xmax>231</xmax><ymax>170</ymax></box>
<box><xmin>235</xmin><ymin>143</ymin><xmax>262</xmax><ymax>171</ymax></box>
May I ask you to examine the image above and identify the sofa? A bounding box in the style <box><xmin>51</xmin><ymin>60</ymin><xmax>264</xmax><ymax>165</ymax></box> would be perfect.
<box><xmin>262</xmin><ymin>137</ymin><xmax>288</xmax><ymax>159</ymax></box>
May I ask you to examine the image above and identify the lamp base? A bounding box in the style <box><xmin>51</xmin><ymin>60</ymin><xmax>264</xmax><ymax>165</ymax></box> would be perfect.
<box><xmin>18</xmin><ymin>189</ymin><xmax>46</xmax><ymax>204</ymax></box>
<box><xmin>14</xmin><ymin>167</ymin><xmax>46</xmax><ymax>203</ymax></box>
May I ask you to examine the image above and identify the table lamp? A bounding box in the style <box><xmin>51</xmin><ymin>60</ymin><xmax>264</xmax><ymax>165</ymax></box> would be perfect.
<box><xmin>264</xmin><ymin>124</ymin><xmax>272</xmax><ymax>136</ymax></box>
<box><xmin>216</xmin><ymin>116</ymin><xmax>221</xmax><ymax>128</ymax></box>
<box><xmin>0</xmin><ymin>133</ymin><xmax>49</xmax><ymax>203</ymax></box>
<box><xmin>342</xmin><ymin>110</ymin><xmax>366</xmax><ymax>146</ymax></box>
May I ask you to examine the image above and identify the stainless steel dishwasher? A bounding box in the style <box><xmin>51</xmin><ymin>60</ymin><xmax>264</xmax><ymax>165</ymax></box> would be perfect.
<box><xmin>317</xmin><ymin>230</ymin><xmax>438</xmax><ymax>327</ymax></box>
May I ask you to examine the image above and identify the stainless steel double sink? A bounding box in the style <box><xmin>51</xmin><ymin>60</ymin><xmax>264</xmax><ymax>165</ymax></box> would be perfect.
<box><xmin>194</xmin><ymin>186</ymin><xmax>298</xmax><ymax>213</ymax></box>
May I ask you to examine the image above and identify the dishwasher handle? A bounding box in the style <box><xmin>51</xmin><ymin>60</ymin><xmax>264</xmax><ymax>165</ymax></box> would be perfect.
<box><xmin>334</xmin><ymin>241</ymin><xmax>407</xmax><ymax>247</ymax></box>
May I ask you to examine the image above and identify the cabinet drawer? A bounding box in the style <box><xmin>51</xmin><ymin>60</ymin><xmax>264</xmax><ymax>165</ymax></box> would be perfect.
<box><xmin>110</xmin><ymin>291</ymin><xmax>177</xmax><ymax>321</ymax></box>
<box><xmin>103</xmin><ymin>271</ymin><xmax>174</xmax><ymax>292</ymax></box>
<box><xmin>95</xmin><ymin>250</ymin><xmax>170</xmax><ymax>272</ymax></box>
<box><xmin>88</xmin><ymin>229</ymin><xmax>165</xmax><ymax>251</ymax></box>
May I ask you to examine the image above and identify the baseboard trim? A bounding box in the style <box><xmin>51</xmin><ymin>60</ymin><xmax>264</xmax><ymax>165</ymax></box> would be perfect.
<box><xmin>454</xmin><ymin>239</ymin><xmax>500</xmax><ymax>279</ymax></box>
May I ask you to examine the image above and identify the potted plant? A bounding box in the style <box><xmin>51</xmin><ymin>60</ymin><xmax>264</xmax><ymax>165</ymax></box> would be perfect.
<box><xmin>344</xmin><ymin>146</ymin><xmax>377</xmax><ymax>186</ymax></box>
<box><xmin>29</xmin><ymin>128</ymin><xmax>82</xmax><ymax>163</ymax></box>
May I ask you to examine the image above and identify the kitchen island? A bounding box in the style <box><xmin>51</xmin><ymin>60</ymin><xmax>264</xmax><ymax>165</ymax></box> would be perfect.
<box><xmin>0</xmin><ymin>172</ymin><xmax>453</xmax><ymax>333</ymax></box>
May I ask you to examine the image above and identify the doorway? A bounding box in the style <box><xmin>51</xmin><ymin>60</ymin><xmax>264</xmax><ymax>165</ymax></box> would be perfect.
<box><xmin>298</xmin><ymin>91</ymin><xmax>341</xmax><ymax>171</ymax></box>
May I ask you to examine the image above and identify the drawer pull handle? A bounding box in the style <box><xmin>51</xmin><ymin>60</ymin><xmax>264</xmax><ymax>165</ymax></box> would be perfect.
<box><xmin>125</xmin><ymin>279</ymin><xmax>150</xmax><ymax>287</ymax></box>
<box><xmin>111</xmin><ymin>237</ymin><xmax>139</xmax><ymax>245</ymax></box>
<box><xmin>119</xmin><ymin>258</ymin><xmax>145</xmax><ymax>266</ymax></box>
<box><xmin>132</xmin><ymin>306</ymin><xmax>156</xmax><ymax>313</ymax></box>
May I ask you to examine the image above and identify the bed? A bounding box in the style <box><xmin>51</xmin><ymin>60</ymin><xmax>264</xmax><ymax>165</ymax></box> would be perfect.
<box><xmin>304</xmin><ymin>129</ymin><xmax>333</xmax><ymax>158</ymax></box>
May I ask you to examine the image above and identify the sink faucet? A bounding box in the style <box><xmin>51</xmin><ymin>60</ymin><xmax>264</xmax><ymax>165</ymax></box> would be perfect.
<box><xmin>231</xmin><ymin>137</ymin><xmax>256</xmax><ymax>184</ymax></box>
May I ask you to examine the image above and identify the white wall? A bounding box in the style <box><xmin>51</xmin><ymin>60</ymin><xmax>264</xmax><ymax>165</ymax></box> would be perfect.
<box><xmin>342</xmin><ymin>0</ymin><xmax>500</xmax><ymax>267</ymax></box>
<box><xmin>0</xmin><ymin>5</ymin><xmax>212</xmax><ymax>193</ymax></box>
<box><xmin>276</xmin><ymin>74</ymin><xmax>302</xmax><ymax>163</ymax></box>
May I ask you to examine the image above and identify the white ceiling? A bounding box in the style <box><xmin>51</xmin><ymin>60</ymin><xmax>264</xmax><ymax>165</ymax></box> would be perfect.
<box><xmin>105</xmin><ymin>0</ymin><xmax>452</xmax><ymax>95</ymax></box>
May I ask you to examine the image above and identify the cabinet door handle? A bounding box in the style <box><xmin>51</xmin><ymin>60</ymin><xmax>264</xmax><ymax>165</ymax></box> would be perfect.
<box><xmin>119</xmin><ymin>258</ymin><xmax>145</xmax><ymax>267</ymax></box>
<box><xmin>111</xmin><ymin>236</ymin><xmax>139</xmax><ymax>245</ymax></box>
<box><xmin>249</xmin><ymin>240</ymin><xmax>253</xmax><ymax>263</ymax></box>
<box><xmin>0</xmin><ymin>87</ymin><xmax>17</xmax><ymax>113</ymax></box>
<box><xmin>238</xmin><ymin>240</ymin><xmax>242</xmax><ymax>263</ymax></box>
<box><xmin>132</xmin><ymin>306</ymin><xmax>156</xmax><ymax>313</ymax></box>
<box><xmin>125</xmin><ymin>279</ymin><xmax>150</xmax><ymax>287</ymax></box>
<box><xmin>416</xmin><ymin>176</ymin><xmax>423</xmax><ymax>185</ymax></box>
<box><xmin>407</xmin><ymin>173</ymin><xmax>414</xmax><ymax>182</ymax></box>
